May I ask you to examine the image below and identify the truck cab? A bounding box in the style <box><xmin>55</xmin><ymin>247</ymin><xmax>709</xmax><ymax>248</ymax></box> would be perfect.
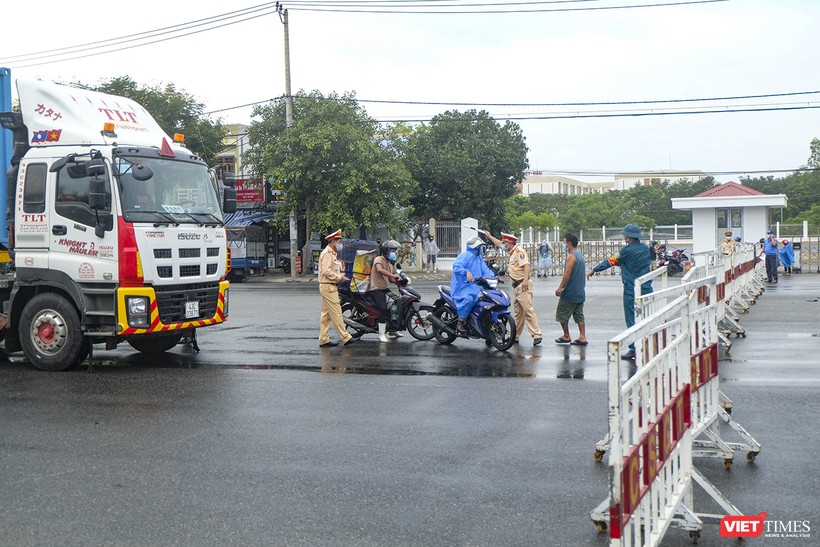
<box><xmin>1</xmin><ymin>79</ymin><xmax>237</xmax><ymax>370</ymax></box>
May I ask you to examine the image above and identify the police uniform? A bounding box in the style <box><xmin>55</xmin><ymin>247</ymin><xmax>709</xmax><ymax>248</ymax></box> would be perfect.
<box><xmin>318</xmin><ymin>230</ymin><xmax>354</xmax><ymax>347</ymax></box>
<box><xmin>504</xmin><ymin>233</ymin><xmax>542</xmax><ymax>343</ymax></box>
<box><xmin>720</xmin><ymin>231</ymin><xmax>738</xmax><ymax>255</ymax></box>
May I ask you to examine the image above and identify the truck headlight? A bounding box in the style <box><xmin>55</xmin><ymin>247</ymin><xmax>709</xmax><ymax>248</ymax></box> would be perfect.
<box><xmin>127</xmin><ymin>296</ymin><xmax>150</xmax><ymax>328</ymax></box>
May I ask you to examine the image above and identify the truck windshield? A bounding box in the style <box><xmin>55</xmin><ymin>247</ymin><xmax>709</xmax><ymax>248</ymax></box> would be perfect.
<box><xmin>115</xmin><ymin>155</ymin><xmax>224</xmax><ymax>225</ymax></box>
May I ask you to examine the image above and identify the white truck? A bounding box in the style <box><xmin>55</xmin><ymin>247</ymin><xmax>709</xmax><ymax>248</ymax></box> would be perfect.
<box><xmin>0</xmin><ymin>79</ymin><xmax>237</xmax><ymax>370</ymax></box>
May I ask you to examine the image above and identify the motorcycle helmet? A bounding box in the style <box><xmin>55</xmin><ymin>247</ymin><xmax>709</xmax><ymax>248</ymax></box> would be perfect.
<box><xmin>382</xmin><ymin>239</ymin><xmax>400</xmax><ymax>256</ymax></box>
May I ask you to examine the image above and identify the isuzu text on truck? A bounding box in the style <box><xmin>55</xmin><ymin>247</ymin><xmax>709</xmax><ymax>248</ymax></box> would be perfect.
<box><xmin>0</xmin><ymin>79</ymin><xmax>237</xmax><ymax>370</ymax></box>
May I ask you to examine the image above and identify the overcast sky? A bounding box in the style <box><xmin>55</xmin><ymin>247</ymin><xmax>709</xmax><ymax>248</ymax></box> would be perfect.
<box><xmin>2</xmin><ymin>0</ymin><xmax>818</xmax><ymax>183</ymax></box>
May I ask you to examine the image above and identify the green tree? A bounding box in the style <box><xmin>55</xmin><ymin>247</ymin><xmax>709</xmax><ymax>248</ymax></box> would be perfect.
<box><xmin>73</xmin><ymin>76</ymin><xmax>226</xmax><ymax>166</ymax></box>
<box><xmin>403</xmin><ymin>110</ymin><xmax>528</xmax><ymax>232</ymax></box>
<box><xmin>243</xmin><ymin>90</ymin><xmax>416</xmax><ymax>239</ymax></box>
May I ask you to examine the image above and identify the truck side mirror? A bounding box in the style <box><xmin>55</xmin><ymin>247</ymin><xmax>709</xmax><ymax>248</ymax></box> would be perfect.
<box><xmin>88</xmin><ymin>178</ymin><xmax>106</xmax><ymax>210</ymax></box>
<box><xmin>95</xmin><ymin>213</ymin><xmax>114</xmax><ymax>238</ymax></box>
<box><xmin>222</xmin><ymin>171</ymin><xmax>236</xmax><ymax>187</ymax></box>
<box><xmin>222</xmin><ymin>186</ymin><xmax>237</xmax><ymax>214</ymax></box>
<box><xmin>86</xmin><ymin>159</ymin><xmax>106</xmax><ymax>177</ymax></box>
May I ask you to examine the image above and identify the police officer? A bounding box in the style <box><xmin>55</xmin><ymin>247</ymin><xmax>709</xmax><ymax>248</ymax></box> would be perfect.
<box><xmin>318</xmin><ymin>230</ymin><xmax>357</xmax><ymax>347</ymax></box>
<box><xmin>587</xmin><ymin>223</ymin><xmax>652</xmax><ymax>360</ymax></box>
<box><xmin>482</xmin><ymin>230</ymin><xmax>543</xmax><ymax>346</ymax></box>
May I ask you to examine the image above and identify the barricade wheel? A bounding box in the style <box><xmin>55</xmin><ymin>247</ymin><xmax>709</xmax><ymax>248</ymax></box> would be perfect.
<box><xmin>689</xmin><ymin>531</ymin><xmax>700</xmax><ymax>543</ymax></box>
<box><xmin>747</xmin><ymin>451</ymin><xmax>759</xmax><ymax>462</ymax></box>
<box><xmin>594</xmin><ymin>521</ymin><xmax>607</xmax><ymax>533</ymax></box>
<box><xmin>593</xmin><ymin>449</ymin><xmax>605</xmax><ymax>462</ymax></box>
<box><xmin>724</xmin><ymin>458</ymin><xmax>733</xmax><ymax>470</ymax></box>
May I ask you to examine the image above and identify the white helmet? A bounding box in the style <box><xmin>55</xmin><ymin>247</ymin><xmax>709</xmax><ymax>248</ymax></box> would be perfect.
<box><xmin>466</xmin><ymin>236</ymin><xmax>484</xmax><ymax>250</ymax></box>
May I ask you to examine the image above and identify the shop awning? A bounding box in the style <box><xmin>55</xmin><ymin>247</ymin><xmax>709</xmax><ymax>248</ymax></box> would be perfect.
<box><xmin>224</xmin><ymin>210</ymin><xmax>276</xmax><ymax>227</ymax></box>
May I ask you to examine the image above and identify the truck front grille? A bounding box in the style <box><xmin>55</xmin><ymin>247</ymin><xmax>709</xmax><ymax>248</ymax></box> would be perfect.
<box><xmin>154</xmin><ymin>283</ymin><xmax>220</xmax><ymax>324</ymax></box>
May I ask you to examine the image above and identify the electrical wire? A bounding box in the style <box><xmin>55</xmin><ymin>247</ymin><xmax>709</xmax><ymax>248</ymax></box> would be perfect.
<box><xmin>0</xmin><ymin>2</ymin><xmax>277</xmax><ymax>63</ymax></box>
<box><xmin>284</xmin><ymin>0</ymin><xmax>728</xmax><ymax>14</ymax></box>
<box><xmin>3</xmin><ymin>6</ymin><xmax>279</xmax><ymax>69</ymax></box>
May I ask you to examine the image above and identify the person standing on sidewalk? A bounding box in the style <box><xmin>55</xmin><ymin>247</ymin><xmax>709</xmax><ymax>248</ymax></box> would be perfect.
<box><xmin>554</xmin><ymin>233</ymin><xmax>587</xmax><ymax>346</ymax></box>
<box><xmin>763</xmin><ymin>230</ymin><xmax>780</xmax><ymax>282</ymax></box>
<box><xmin>587</xmin><ymin>223</ymin><xmax>652</xmax><ymax>360</ymax></box>
<box><xmin>318</xmin><ymin>230</ymin><xmax>357</xmax><ymax>348</ymax></box>
<box><xmin>779</xmin><ymin>239</ymin><xmax>795</xmax><ymax>276</ymax></box>
<box><xmin>536</xmin><ymin>241</ymin><xmax>552</xmax><ymax>277</ymax></box>
<box><xmin>482</xmin><ymin>230</ymin><xmax>543</xmax><ymax>346</ymax></box>
<box><xmin>424</xmin><ymin>234</ymin><xmax>440</xmax><ymax>273</ymax></box>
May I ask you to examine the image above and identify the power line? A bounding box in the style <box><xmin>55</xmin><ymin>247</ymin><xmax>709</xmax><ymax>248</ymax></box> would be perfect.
<box><xmin>203</xmin><ymin>89</ymin><xmax>820</xmax><ymax>115</ymax></box>
<box><xmin>0</xmin><ymin>2</ymin><xmax>277</xmax><ymax>63</ymax></box>
<box><xmin>285</xmin><ymin>0</ymin><xmax>728</xmax><ymax>14</ymax></box>
<box><xmin>3</xmin><ymin>6</ymin><xmax>279</xmax><ymax>69</ymax></box>
<box><xmin>372</xmin><ymin>104</ymin><xmax>820</xmax><ymax>122</ymax></box>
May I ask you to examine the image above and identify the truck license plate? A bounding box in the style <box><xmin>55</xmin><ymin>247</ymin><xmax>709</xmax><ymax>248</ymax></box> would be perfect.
<box><xmin>185</xmin><ymin>301</ymin><xmax>199</xmax><ymax>319</ymax></box>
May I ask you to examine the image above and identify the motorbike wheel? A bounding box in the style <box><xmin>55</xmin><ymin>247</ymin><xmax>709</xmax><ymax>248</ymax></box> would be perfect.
<box><xmin>406</xmin><ymin>306</ymin><xmax>435</xmax><ymax>341</ymax></box>
<box><xmin>433</xmin><ymin>307</ymin><xmax>457</xmax><ymax>345</ymax></box>
<box><xmin>669</xmin><ymin>262</ymin><xmax>683</xmax><ymax>276</ymax></box>
<box><xmin>341</xmin><ymin>303</ymin><xmax>367</xmax><ymax>338</ymax></box>
<box><xmin>488</xmin><ymin>314</ymin><xmax>516</xmax><ymax>351</ymax></box>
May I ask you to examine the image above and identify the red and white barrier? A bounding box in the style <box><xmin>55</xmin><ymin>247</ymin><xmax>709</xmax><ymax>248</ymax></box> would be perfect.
<box><xmin>590</xmin><ymin>272</ymin><xmax>758</xmax><ymax>545</ymax></box>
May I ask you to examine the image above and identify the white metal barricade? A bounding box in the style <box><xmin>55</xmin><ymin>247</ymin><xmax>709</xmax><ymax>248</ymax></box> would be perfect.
<box><xmin>590</xmin><ymin>274</ymin><xmax>755</xmax><ymax>545</ymax></box>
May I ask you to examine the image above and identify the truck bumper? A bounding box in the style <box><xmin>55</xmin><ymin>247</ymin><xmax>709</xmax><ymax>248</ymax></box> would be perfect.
<box><xmin>117</xmin><ymin>280</ymin><xmax>229</xmax><ymax>335</ymax></box>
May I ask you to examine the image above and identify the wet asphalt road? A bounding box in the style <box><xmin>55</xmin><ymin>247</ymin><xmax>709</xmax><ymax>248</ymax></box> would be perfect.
<box><xmin>1</xmin><ymin>275</ymin><xmax>819</xmax><ymax>546</ymax></box>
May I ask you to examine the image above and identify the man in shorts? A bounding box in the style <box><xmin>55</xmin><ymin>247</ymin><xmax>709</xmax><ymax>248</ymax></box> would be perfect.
<box><xmin>554</xmin><ymin>233</ymin><xmax>587</xmax><ymax>345</ymax></box>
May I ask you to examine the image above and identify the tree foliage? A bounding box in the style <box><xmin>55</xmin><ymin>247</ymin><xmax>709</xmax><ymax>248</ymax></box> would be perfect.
<box><xmin>73</xmin><ymin>76</ymin><xmax>226</xmax><ymax>166</ymax></box>
<box><xmin>243</xmin><ymin>90</ymin><xmax>416</xmax><ymax>236</ymax></box>
<box><xmin>403</xmin><ymin>110</ymin><xmax>528</xmax><ymax>233</ymax></box>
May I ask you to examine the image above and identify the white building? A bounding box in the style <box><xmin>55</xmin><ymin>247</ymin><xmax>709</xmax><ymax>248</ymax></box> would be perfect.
<box><xmin>520</xmin><ymin>173</ymin><xmax>613</xmax><ymax>196</ymax></box>
<box><xmin>671</xmin><ymin>181</ymin><xmax>787</xmax><ymax>254</ymax></box>
<box><xmin>613</xmin><ymin>170</ymin><xmax>708</xmax><ymax>191</ymax></box>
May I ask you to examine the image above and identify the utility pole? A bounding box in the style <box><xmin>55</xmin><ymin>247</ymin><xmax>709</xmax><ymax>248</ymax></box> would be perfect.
<box><xmin>278</xmin><ymin>3</ymin><xmax>298</xmax><ymax>280</ymax></box>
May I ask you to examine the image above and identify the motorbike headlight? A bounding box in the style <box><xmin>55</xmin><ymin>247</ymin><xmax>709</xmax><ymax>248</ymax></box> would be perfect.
<box><xmin>126</xmin><ymin>296</ymin><xmax>150</xmax><ymax>328</ymax></box>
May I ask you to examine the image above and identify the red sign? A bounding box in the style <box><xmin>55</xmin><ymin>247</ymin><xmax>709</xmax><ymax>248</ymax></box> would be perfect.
<box><xmin>235</xmin><ymin>178</ymin><xmax>265</xmax><ymax>204</ymax></box>
<box><xmin>720</xmin><ymin>512</ymin><xmax>767</xmax><ymax>537</ymax></box>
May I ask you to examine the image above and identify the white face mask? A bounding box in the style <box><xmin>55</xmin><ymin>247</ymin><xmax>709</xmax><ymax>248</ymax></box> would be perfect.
<box><xmin>335</xmin><ymin>242</ymin><xmax>344</xmax><ymax>252</ymax></box>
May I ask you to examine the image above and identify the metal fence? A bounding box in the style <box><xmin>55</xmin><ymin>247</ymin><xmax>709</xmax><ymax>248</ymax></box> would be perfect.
<box><xmin>434</xmin><ymin>221</ymin><xmax>463</xmax><ymax>258</ymax></box>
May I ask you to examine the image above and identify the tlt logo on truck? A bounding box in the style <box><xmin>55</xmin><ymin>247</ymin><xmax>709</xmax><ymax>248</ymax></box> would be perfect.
<box><xmin>720</xmin><ymin>513</ymin><xmax>766</xmax><ymax>538</ymax></box>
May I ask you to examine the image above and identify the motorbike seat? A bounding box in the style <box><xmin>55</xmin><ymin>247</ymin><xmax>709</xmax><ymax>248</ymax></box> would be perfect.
<box><xmin>439</xmin><ymin>285</ymin><xmax>451</xmax><ymax>297</ymax></box>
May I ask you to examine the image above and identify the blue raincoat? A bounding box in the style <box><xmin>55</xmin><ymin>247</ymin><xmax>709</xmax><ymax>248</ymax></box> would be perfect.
<box><xmin>451</xmin><ymin>247</ymin><xmax>494</xmax><ymax>318</ymax></box>
<box><xmin>779</xmin><ymin>242</ymin><xmax>794</xmax><ymax>268</ymax></box>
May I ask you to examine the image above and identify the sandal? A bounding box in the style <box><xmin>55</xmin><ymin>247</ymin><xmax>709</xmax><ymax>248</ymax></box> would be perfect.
<box><xmin>554</xmin><ymin>337</ymin><xmax>571</xmax><ymax>344</ymax></box>
<box><xmin>571</xmin><ymin>339</ymin><xmax>589</xmax><ymax>346</ymax></box>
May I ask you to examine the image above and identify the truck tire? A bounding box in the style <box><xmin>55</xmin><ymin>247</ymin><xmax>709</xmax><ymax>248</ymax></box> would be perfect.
<box><xmin>127</xmin><ymin>333</ymin><xmax>183</xmax><ymax>354</ymax></box>
<box><xmin>19</xmin><ymin>293</ymin><xmax>85</xmax><ymax>371</ymax></box>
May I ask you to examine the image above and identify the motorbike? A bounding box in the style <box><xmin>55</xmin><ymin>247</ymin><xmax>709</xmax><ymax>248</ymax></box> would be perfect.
<box><xmin>429</xmin><ymin>276</ymin><xmax>517</xmax><ymax>351</ymax></box>
<box><xmin>279</xmin><ymin>254</ymin><xmax>291</xmax><ymax>274</ymax></box>
<box><xmin>656</xmin><ymin>245</ymin><xmax>684</xmax><ymax>276</ymax></box>
<box><xmin>338</xmin><ymin>268</ymin><xmax>436</xmax><ymax>340</ymax></box>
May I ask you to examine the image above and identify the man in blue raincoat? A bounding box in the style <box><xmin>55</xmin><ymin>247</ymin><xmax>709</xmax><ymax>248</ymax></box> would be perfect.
<box><xmin>451</xmin><ymin>236</ymin><xmax>495</xmax><ymax>333</ymax></box>
<box><xmin>587</xmin><ymin>224</ymin><xmax>653</xmax><ymax>360</ymax></box>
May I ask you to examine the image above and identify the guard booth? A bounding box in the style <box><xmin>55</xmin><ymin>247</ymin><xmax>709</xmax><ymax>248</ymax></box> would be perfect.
<box><xmin>671</xmin><ymin>182</ymin><xmax>787</xmax><ymax>255</ymax></box>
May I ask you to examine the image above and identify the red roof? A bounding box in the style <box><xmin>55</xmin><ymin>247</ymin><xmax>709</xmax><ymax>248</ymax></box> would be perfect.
<box><xmin>694</xmin><ymin>181</ymin><xmax>765</xmax><ymax>198</ymax></box>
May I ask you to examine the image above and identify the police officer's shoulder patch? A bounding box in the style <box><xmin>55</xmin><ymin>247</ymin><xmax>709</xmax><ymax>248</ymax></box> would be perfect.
<box><xmin>519</xmin><ymin>253</ymin><xmax>526</xmax><ymax>261</ymax></box>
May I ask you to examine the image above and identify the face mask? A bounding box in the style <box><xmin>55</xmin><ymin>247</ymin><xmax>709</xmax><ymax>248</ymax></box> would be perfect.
<box><xmin>388</xmin><ymin>252</ymin><xmax>397</xmax><ymax>261</ymax></box>
<box><xmin>335</xmin><ymin>243</ymin><xmax>344</xmax><ymax>252</ymax></box>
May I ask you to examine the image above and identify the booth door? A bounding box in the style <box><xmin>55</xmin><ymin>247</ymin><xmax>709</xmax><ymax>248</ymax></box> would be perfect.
<box><xmin>716</xmin><ymin>208</ymin><xmax>744</xmax><ymax>245</ymax></box>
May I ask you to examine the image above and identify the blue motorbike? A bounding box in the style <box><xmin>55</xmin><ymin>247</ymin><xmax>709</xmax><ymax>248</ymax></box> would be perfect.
<box><xmin>430</xmin><ymin>277</ymin><xmax>517</xmax><ymax>351</ymax></box>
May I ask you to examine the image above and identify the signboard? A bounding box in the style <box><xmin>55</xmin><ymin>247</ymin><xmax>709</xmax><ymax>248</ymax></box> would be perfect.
<box><xmin>235</xmin><ymin>178</ymin><xmax>264</xmax><ymax>207</ymax></box>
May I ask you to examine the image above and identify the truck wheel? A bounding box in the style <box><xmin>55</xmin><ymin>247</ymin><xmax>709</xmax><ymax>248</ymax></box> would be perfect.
<box><xmin>19</xmin><ymin>293</ymin><xmax>85</xmax><ymax>371</ymax></box>
<box><xmin>127</xmin><ymin>333</ymin><xmax>183</xmax><ymax>354</ymax></box>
